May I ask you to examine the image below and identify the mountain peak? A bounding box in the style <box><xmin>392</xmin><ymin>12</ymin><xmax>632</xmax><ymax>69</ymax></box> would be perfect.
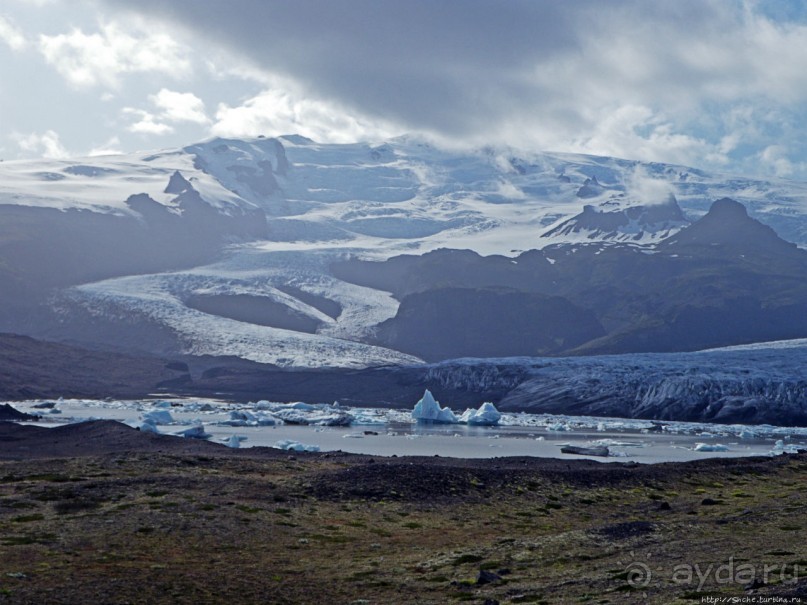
<box><xmin>660</xmin><ymin>198</ymin><xmax>801</xmax><ymax>258</ymax></box>
<box><xmin>709</xmin><ymin>197</ymin><xmax>748</xmax><ymax>218</ymax></box>
<box><xmin>164</xmin><ymin>170</ymin><xmax>192</xmax><ymax>195</ymax></box>
<box><xmin>541</xmin><ymin>194</ymin><xmax>689</xmax><ymax>244</ymax></box>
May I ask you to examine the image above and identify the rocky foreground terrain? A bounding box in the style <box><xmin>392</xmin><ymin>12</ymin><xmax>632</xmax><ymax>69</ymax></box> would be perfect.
<box><xmin>1</xmin><ymin>420</ymin><xmax>807</xmax><ymax>604</ymax></box>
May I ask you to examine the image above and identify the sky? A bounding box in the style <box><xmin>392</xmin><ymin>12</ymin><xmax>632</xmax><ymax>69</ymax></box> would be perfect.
<box><xmin>3</xmin><ymin>0</ymin><xmax>807</xmax><ymax>179</ymax></box>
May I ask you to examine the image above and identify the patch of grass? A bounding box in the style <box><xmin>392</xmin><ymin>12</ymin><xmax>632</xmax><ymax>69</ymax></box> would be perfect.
<box><xmin>2</xmin><ymin>533</ymin><xmax>55</xmax><ymax>546</ymax></box>
<box><xmin>12</xmin><ymin>513</ymin><xmax>44</xmax><ymax>523</ymax></box>
<box><xmin>307</xmin><ymin>534</ymin><xmax>356</xmax><ymax>544</ymax></box>
<box><xmin>452</xmin><ymin>554</ymin><xmax>483</xmax><ymax>566</ymax></box>
<box><xmin>9</xmin><ymin>501</ymin><xmax>37</xmax><ymax>509</ymax></box>
<box><xmin>236</xmin><ymin>505</ymin><xmax>261</xmax><ymax>513</ymax></box>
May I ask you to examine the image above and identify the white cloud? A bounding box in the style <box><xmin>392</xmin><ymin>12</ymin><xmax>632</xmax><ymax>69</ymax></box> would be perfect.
<box><xmin>0</xmin><ymin>14</ymin><xmax>26</xmax><ymax>51</ymax></box>
<box><xmin>122</xmin><ymin>108</ymin><xmax>174</xmax><ymax>135</ymax></box>
<box><xmin>12</xmin><ymin>130</ymin><xmax>69</xmax><ymax>158</ymax></box>
<box><xmin>121</xmin><ymin>89</ymin><xmax>208</xmax><ymax>137</ymax></box>
<box><xmin>625</xmin><ymin>166</ymin><xmax>676</xmax><ymax>205</ymax></box>
<box><xmin>38</xmin><ymin>21</ymin><xmax>191</xmax><ymax>88</ymax></box>
<box><xmin>88</xmin><ymin>136</ymin><xmax>123</xmax><ymax>157</ymax></box>
<box><xmin>211</xmin><ymin>85</ymin><xmax>399</xmax><ymax>144</ymax></box>
<box><xmin>759</xmin><ymin>145</ymin><xmax>797</xmax><ymax>178</ymax></box>
<box><xmin>150</xmin><ymin>89</ymin><xmax>208</xmax><ymax>124</ymax></box>
<box><xmin>567</xmin><ymin>105</ymin><xmax>719</xmax><ymax>168</ymax></box>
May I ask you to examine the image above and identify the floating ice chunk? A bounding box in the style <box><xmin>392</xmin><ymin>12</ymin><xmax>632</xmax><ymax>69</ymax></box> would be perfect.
<box><xmin>270</xmin><ymin>408</ymin><xmax>352</xmax><ymax>426</ymax></box>
<box><xmin>152</xmin><ymin>400</ymin><xmax>172</xmax><ymax>409</ymax></box>
<box><xmin>547</xmin><ymin>422</ymin><xmax>569</xmax><ymax>431</ymax></box>
<box><xmin>142</xmin><ymin>410</ymin><xmax>174</xmax><ymax>425</ymax></box>
<box><xmin>350</xmin><ymin>409</ymin><xmax>387</xmax><ymax>425</ymax></box>
<box><xmin>561</xmin><ymin>445</ymin><xmax>609</xmax><ymax>457</ymax></box>
<box><xmin>737</xmin><ymin>427</ymin><xmax>757</xmax><ymax>440</ymax></box>
<box><xmin>178</xmin><ymin>424</ymin><xmax>212</xmax><ymax>440</ymax></box>
<box><xmin>222</xmin><ymin>410</ymin><xmax>259</xmax><ymax>426</ymax></box>
<box><xmin>185</xmin><ymin>402</ymin><xmax>215</xmax><ymax>412</ymax></box>
<box><xmin>593</xmin><ymin>439</ymin><xmax>644</xmax><ymax>448</ymax></box>
<box><xmin>225</xmin><ymin>435</ymin><xmax>241</xmax><ymax>448</ymax></box>
<box><xmin>131</xmin><ymin>421</ymin><xmax>159</xmax><ymax>434</ymax></box>
<box><xmin>221</xmin><ymin>410</ymin><xmax>278</xmax><ymax>426</ymax></box>
<box><xmin>459</xmin><ymin>402</ymin><xmax>502</xmax><ymax>426</ymax></box>
<box><xmin>412</xmin><ymin>390</ymin><xmax>458</xmax><ymax>424</ymax></box>
<box><xmin>693</xmin><ymin>443</ymin><xmax>729</xmax><ymax>452</ymax></box>
<box><xmin>770</xmin><ymin>439</ymin><xmax>804</xmax><ymax>455</ymax></box>
<box><xmin>342</xmin><ymin>433</ymin><xmax>365</xmax><ymax>439</ymax></box>
<box><xmin>273</xmin><ymin>439</ymin><xmax>320</xmax><ymax>453</ymax></box>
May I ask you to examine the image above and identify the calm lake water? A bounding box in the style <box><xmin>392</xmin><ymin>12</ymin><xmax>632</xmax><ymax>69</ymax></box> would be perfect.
<box><xmin>9</xmin><ymin>398</ymin><xmax>806</xmax><ymax>464</ymax></box>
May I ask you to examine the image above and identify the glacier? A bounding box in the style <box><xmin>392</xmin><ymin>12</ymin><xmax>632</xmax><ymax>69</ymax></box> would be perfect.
<box><xmin>422</xmin><ymin>341</ymin><xmax>807</xmax><ymax>425</ymax></box>
<box><xmin>4</xmin><ymin>135</ymin><xmax>807</xmax><ymax>424</ymax></box>
<box><xmin>5</xmin><ymin>134</ymin><xmax>807</xmax><ymax>368</ymax></box>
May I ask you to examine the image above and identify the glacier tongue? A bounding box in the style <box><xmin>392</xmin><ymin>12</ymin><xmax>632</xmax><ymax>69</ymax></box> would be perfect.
<box><xmin>422</xmin><ymin>344</ymin><xmax>807</xmax><ymax>426</ymax></box>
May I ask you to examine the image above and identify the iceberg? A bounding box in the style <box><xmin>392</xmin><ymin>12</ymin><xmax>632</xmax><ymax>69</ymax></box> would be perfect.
<box><xmin>270</xmin><ymin>408</ymin><xmax>353</xmax><ymax>426</ymax></box>
<box><xmin>273</xmin><ymin>439</ymin><xmax>320</xmax><ymax>453</ymax></box>
<box><xmin>693</xmin><ymin>443</ymin><xmax>729</xmax><ymax>452</ymax></box>
<box><xmin>459</xmin><ymin>402</ymin><xmax>502</xmax><ymax>426</ymax></box>
<box><xmin>130</xmin><ymin>421</ymin><xmax>159</xmax><ymax>434</ymax></box>
<box><xmin>142</xmin><ymin>410</ymin><xmax>174</xmax><ymax>425</ymax></box>
<box><xmin>411</xmin><ymin>390</ymin><xmax>458</xmax><ymax>424</ymax></box>
<box><xmin>178</xmin><ymin>424</ymin><xmax>212</xmax><ymax>440</ymax></box>
<box><xmin>220</xmin><ymin>410</ymin><xmax>277</xmax><ymax>426</ymax></box>
<box><xmin>770</xmin><ymin>439</ymin><xmax>805</xmax><ymax>455</ymax></box>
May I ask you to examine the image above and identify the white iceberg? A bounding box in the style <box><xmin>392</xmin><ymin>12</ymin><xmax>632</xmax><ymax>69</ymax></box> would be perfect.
<box><xmin>222</xmin><ymin>410</ymin><xmax>258</xmax><ymax>426</ymax></box>
<box><xmin>270</xmin><ymin>408</ymin><xmax>352</xmax><ymax>426</ymax></box>
<box><xmin>220</xmin><ymin>410</ymin><xmax>277</xmax><ymax>427</ymax></box>
<box><xmin>459</xmin><ymin>402</ymin><xmax>502</xmax><ymax>426</ymax></box>
<box><xmin>225</xmin><ymin>435</ymin><xmax>241</xmax><ymax>448</ymax></box>
<box><xmin>273</xmin><ymin>439</ymin><xmax>320</xmax><ymax>453</ymax></box>
<box><xmin>693</xmin><ymin>443</ymin><xmax>729</xmax><ymax>452</ymax></box>
<box><xmin>130</xmin><ymin>421</ymin><xmax>160</xmax><ymax>434</ymax></box>
<box><xmin>411</xmin><ymin>390</ymin><xmax>458</xmax><ymax>424</ymax></box>
<box><xmin>771</xmin><ymin>439</ymin><xmax>805</xmax><ymax>455</ymax></box>
<box><xmin>178</xmin><ymin>424</ymin><xmax>212</xmax><ymax>440</ymax></box>
<box><xmin>142</xmin><ymin>410</ymin><xmax>174</xmax><ymax>425</ymax></box>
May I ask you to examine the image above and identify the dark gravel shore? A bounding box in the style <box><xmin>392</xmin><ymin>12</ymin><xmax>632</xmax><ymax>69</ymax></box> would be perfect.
<box><xmin>1</xmin><ymin>420</ymin><xmax>807</xmax><ymax>604</ymax></box>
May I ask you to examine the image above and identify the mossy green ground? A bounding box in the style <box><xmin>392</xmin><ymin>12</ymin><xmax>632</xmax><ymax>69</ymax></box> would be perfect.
<box><xmin>1</xmin><ymin>452</ymin><xmax>806</xmax><ymax>604</ymax></box>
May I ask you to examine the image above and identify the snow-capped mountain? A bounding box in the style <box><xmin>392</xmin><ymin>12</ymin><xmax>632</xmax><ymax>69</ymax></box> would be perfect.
<box><xmin>3</xmin><ymin>135</ymin><xmax>807</xmax><ymax>368</ymax></box>
<box><xmin>540</xmin><ymin>193</ymin><xmax>689</xmax><ymax>245</ymax></box>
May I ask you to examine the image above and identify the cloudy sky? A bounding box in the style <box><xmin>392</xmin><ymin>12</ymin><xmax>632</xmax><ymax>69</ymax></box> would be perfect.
<box><xmin>3</xmin><ymin>0</ymin><xmax>807</xmax><ymax>179</ymax></box>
